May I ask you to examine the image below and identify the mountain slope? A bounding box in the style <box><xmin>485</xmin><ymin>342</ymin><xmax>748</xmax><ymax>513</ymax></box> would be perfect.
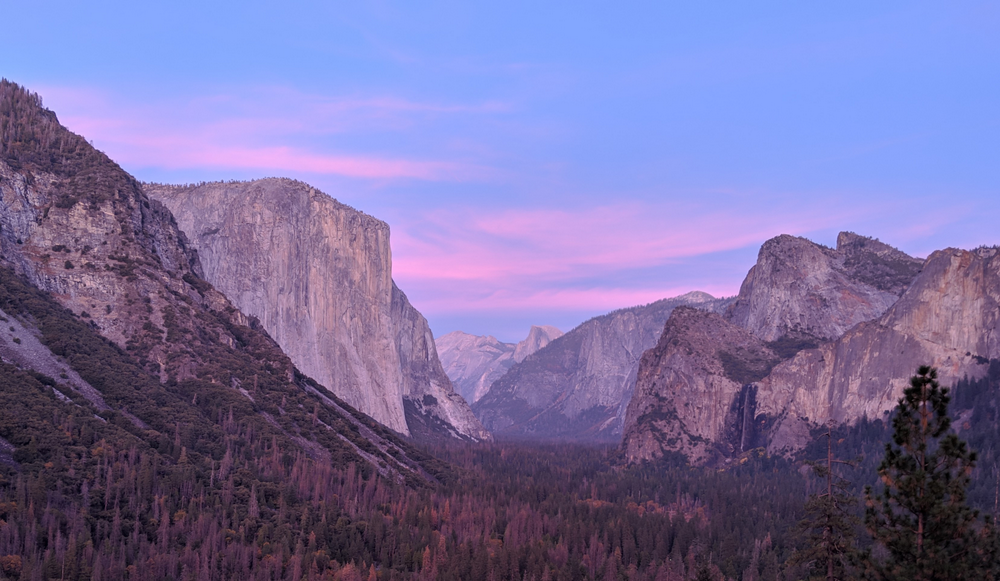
<box><xmin>757</xmin><ymin>246</ymin><xmax>1000</xmax><ymax>453</ymax></box>
<box><xmin>0</xmin><ymin>80</ymin><xmax>447</xmax><ymax>482</ymax></box>
<box><xmin>473</xmin><ymin>291</ymin><xmax>731</xmax><ymax>440</ymax></box>
<box><xmin>436</xmin><ymin>325</ymin><xmax>562</xmax><ymax>404</ymax></box>
<box><xmin>145</xmin><ymin>179</ymin><xmax>489</xmax><ymax>442</ymax></box>
<box><xmin>622</xmin><ymin>307</ymin><xmax>779</xmax><ymax>464</ymax></box>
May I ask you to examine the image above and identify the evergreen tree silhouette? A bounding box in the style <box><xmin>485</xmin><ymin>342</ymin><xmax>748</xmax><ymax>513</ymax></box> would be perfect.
<box><xmin>863</xmin><ymin>366</ymin><xmax>998</xmax><ymax>580</ymax></box>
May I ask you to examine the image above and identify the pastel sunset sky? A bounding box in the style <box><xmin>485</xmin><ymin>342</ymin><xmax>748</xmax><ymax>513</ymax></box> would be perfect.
<box><xmin>6</xmin><ymin>2</ymin><xmax>999</xmax><ymax>341</ymax></box>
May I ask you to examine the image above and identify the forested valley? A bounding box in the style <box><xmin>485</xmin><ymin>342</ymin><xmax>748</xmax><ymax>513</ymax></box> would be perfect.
<box><xmin>2</xmin><ymin>79</ymin><xmax>999</xmax><ymax>581</ymax></box>
<box><xmin>3</xmin><ymin>354</ymin><xmax>1000</xmax><ymax>580</ymax></box>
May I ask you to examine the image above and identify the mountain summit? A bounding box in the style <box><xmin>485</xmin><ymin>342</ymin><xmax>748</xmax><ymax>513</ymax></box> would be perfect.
<box><xmin>436</xmin><ymin>325</ymin><xmax>563</xmax><ymax>404</ymax></box>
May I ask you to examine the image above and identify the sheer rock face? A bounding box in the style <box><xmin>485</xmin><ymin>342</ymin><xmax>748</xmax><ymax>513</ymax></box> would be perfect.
<box><xmin>145</xmin><ymin>180</ymin><xmax>488</xmax><ymax>441</ymax></box>
<box><xmin>622</xmin><ymin>234</ymin><xmax>1000</xmax><ymax>464</ymax></box>
<box><xmin>758</xmin><ymin>247</ymin><xmax>1000</xmax><ymax>453</ymax></box>
<box><xmin>622</xmin><ymin>307</ymin><xmax>777</xmax><ymax>464</ymax></box>
<box><xmin>436</xmin><ymin>325</ymin><xmax>563</xmax><ymax>404</ymax></box>
<box><xmin>391</xmin><ymin>284</ymin><xmax>492</xmax><ymax>441</ymax></box>
<box><xmin>473</xmin><ymin>291</ymin><xmax>732</xmax><ymax>441</ymax></box>
<box><xmin>726</xmin><ymin>233</ymin><xmax>922</xmax><ymax>342</ymax></box>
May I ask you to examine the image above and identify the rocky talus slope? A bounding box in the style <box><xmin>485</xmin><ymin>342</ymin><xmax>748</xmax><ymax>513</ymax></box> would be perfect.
<box><xmin>436</xmin><ymin>325</ymin><xmax>562</xmax><ymax>404</ymax></box>
<box><xmin>145</xmin><ymin>179</ymin><xmax>489</xmax><ymax>442</ymax></box>
<box><xmin>0</xmin><ymin>80</ymin><xmax>449</xmax><ymax>483</ymax></box>
<box><xmin>473</xmin><ymin>291</ymin><xmax>732</xmax><ymax>441</ymax></box>
<box><xmin>622</xmin><ymin>234</ymin><xmax>1000</xmax><ymax>465</ymax></box>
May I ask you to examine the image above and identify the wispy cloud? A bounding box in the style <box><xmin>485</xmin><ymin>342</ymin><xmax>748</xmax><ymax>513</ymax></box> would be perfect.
<box><xmin>390</xmin><ymin>196</ymin><xmax>893</xmax><ymax>315</ymax></box>
<box><xmin>406</xmin><ymin>284</ymin><xmax>742</xmax><ymax>314</ymax></box>
<box><xmin>37</xmin><ymin>84</ymin><xmax>505</xmax><ymax>181</ymax></box>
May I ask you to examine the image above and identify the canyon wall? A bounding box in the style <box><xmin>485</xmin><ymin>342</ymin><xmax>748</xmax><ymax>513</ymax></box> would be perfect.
<box><xmin>474</xmin><ymin>291</ymin><xmax>732</xmax><ymax>440</ymax></box>
<box><xmin>146</xmin><ymin>180</ymin><xmax>488</xmax><ymax>441</ymax></box>
<box><xmin>622</xmin><ymin>233</ymin><xmax>946</xmax><ymax>464</ymax></box>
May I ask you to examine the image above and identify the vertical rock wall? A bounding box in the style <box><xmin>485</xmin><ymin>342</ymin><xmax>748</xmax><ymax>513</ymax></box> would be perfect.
<box><xmin>622</xmin><ymin>234</ymin><xmax>1000</xmax><ymax>464</ymax></box>
<box><xmin>146</xmin><ymin>179</ymin><xmax>488</xmax><ymax>440</ymax></box>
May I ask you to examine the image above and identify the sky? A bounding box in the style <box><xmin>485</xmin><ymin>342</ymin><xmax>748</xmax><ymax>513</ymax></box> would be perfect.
<box><xmin>5</xmin><ymin>2</ymin><xmax>999</xmax><ymax>341</ymax></box>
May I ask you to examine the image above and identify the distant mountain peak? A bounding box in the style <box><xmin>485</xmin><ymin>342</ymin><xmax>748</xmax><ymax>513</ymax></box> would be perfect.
<box><xmin>513</xmin><ymin>325</ymin><xmax>563</xmax><ymax>363</ymax></box>
<box><xmin>675</xmin><ymin>290</ymin><xmax>717</xmax><ymax>303</ymax></box>
<box><xmin>437</xmin><ymin>324</ymin><xmax>563</xmax><ymax>405</ymax></box>
<box><xmin>471</xmin><ymin>291</ymin><xmax>733</xmax><ymax>441</ymax></box>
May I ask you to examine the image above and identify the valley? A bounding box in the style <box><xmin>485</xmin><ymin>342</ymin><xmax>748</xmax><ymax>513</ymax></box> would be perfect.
<box><xmin>2</xmin><ymin>79</ymin><xmax>998</xmax><ymax>580</ymax></box>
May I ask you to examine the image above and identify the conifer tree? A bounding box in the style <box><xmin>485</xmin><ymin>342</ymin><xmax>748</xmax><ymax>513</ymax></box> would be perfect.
<box><xmin>790</xmin><ymin>425</ymin><xmax>858</xmax><ymax>581</ymax></box>
<box><xmin>862</xmin><ymin>366</ymin><xmax>997</xmax><ymax>580</ymax></box>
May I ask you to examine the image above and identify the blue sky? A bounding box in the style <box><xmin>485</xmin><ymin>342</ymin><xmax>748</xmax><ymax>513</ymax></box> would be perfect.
<box><xmin>6</xmin><ymin>2</ymin><xmax>999</xmax><ymax>341</ymax></box>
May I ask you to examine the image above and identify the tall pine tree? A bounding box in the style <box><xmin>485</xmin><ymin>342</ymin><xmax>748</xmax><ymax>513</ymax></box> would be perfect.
<box><xmin>863</xmin><ymin>366</ymin><xmax>997</xmax><ymax>580</ymax></box>
<box><xmin>790</xmin><ymin>425</ymin><xmax>859</xmax><ymax>581</ymax></box>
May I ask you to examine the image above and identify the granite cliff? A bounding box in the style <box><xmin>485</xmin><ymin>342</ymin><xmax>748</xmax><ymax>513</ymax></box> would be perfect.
<box><xmin>756</xmin><ymin>246</ymin><xmax>1000</xmax><ymax>453</ymax></box>
<box><xmin>0</xmin><ymin>80</ymin><xmax>446</xmax><ymax>482</ymax></box>
<box><xmin>473</xmin><ymin>291</ymin><xmax>732</xmax><ymax>440</ymax></box>
<box><xmin>622</xmin><ymin>307</ymin><xmax>778</xmax><ymax>464</ymax></box>
<box><xmin>621</xmin><ymin>233</ymin><xmax>997</xmax><ymax>465</ymax></box>
<box><xmin>726</xmin><ymin>232</ymin><xmax>922</xmax><ymax>342</ymax></box>
<box><xmin>145</xmin><ymin>179</ymin><xmax>489</xmax><ymax>442</ymax></box>
<box><xmin>436</xmin><ymin>325</ymin><xmax>562</xmax><ymax>404</ymax></box>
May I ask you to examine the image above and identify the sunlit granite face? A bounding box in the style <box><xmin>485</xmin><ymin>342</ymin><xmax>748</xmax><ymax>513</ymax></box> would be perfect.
<box><xmin>147</xmin><ymin>178</ymin><xmax>489</xmax><ymax>442</ymax></box>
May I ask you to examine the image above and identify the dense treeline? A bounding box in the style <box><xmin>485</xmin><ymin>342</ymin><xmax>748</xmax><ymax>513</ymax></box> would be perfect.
<box><xmin>0</xmin><ymin>78</ymin><xmax>143</xmax><ymax>211</ymax></box>
<box><xmin>798</xmin><ymin>360</ymin><xmax>1000</xmax><ymax>515</ymax></box>
<box><xmin>0</xmin><ymin>398</ymin><xmax>807</xmax><ymax>581</ymax></box>
<box><xmin>3</xmin><ymin>328</ymin><xmax>1000</xmax><ymax>581</ymax></box>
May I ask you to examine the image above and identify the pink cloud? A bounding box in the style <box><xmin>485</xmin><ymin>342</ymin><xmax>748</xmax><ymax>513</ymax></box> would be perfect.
<box><xmin>391</xmin><ymin>197</ymin><xmax>898</xmax><ymax>316</ymax></box>
<box><xmin>37</xmin><ymin>84</ymin><xmax>503</xmax><ymax>181</ymax></box>
<box><xmin>392</xmin><ymin>200</ymin><xmax>873</xmax><ymax>281</ymax></box>
<box><xmin>107</xmin><ymin>141</ymin><xmax>482</xmax><ymax>180</ymax></box>
<box><xmin>407</xmin><ymin>284</ymin><xmax>742</xmax><ymax>314</ymax></box>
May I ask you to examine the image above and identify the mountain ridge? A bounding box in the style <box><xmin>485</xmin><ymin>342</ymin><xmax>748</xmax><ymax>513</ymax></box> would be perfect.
<box><xmin>618</xmin><ymin>232</ymin><xmax>1000</xmax><ymax>465</ymax></box>
<box><xmin>0</xmin><ymin>79</ymin><xmax>451</xmax><ymax>483</ymax></box>
<box><xmin>436</xmin><ymin>324</ymin><xmax>563</xmax><ymax>404</ymax></box>
<box><xmin>472</xmin><ymin>291</ymin><xmax>733</xmax><ymax>440</ymax></box>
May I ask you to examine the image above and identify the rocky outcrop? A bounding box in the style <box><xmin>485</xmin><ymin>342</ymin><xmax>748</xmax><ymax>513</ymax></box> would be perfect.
<box><xmin>726</xmin><ymin>233</ymin><xmax>922</xmax><ymax>342</ymax></box>
<box><xmin>757</xmin><ymin>246</ymin><xmax>1000</xmax><ymax>453</ymax></box>
<box><xmin>0</xmin><ymin>136</ymin><xmax>218</xmax><ymax>372</ymax></box>
<box><xmin>473</xmin><ymin>291</ymin><xmax>732</xmax><ymax>440</ymax></box>
<box><xmin>145</xmin><ymin>179</ymin><xmax>488</xmax><ymax>441</ymax></box>
<box><xmin>622</xmin><ymin>307</ymin><xmax>778</xmax><ymax>464</ymax></box>
<box><xmin>622</xmin><ymin>233</ymin><xmax>1000</xmax><ymax>464</ymax></box>
<box><xmin>513</xmin><ymin>325</ymin><xmax>563</xmax><ymax>363</ymax></box>
<box><xmin>436</xmin><ymin>325</ymin><xmax>562</xmax><ymax>404</ymax></box>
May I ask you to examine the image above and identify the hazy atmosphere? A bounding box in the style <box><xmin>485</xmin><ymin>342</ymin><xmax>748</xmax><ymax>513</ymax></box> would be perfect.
<box><xmin>6</xmin><ymin>1</ymin><xmax>998</xmax><ymax>340</ymax></box>
<box><xmin>5</xmin><ymin>4</ymin><xmax>1000</xmax><ymax>580</ymax></box>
